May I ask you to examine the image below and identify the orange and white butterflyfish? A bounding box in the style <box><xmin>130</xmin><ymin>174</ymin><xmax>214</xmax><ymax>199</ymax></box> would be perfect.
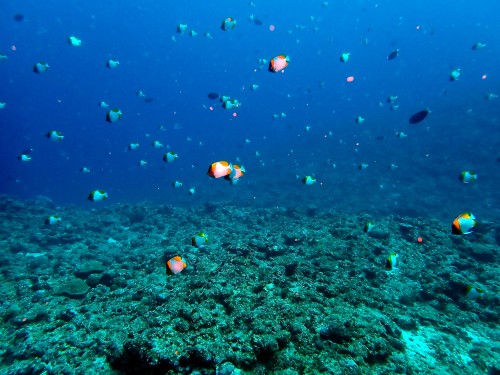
<box><xmin>221</xmin><ymin>17</ymin><xmax>237</xmax><ymax>31</ymax></box>
<box><xmin>451</xmin><ymin>212</ymin><xmax>477</xmax><ymax>235</ymax></box>
<box><xmin>225</xmin><ymin>164</ymin><xmax>245</xmax><ymax>184</ymax></box>
<box><xmin>268</xmin><ymin>55</ymin><xmax>290</xmax><ymax>73</ymax></box>
<box><xmin>166</xmin><ymin>256</ymin><xmax>187</xmax><ymax>275</ymax></box>
<box><xmin>207</xmin><ymin>161</ymin><xmax>233</xmax><ymax>178</ymax></box>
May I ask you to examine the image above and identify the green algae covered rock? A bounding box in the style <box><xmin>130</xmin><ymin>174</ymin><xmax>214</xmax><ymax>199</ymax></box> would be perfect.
<box><xmin>57</xmin><ymin>278</ymin><xmax>89</xmax><ymax>299</ymax></box>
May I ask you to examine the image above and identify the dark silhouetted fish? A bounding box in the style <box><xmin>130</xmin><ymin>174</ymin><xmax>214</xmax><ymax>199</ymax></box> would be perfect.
<box><xmin>253</xmin><ymin>18</ymin><xmax>263</xmax><ymax>26</ymax></box>
<box><xmin>14</xmin><ymin>13</ymin><xmax>24</xmax><ymax>22</ymax></box>
<box><xmin>387</xmin><ymin>49</ymin><xmax>399</xmax><ymax>60</ymax></box>
<box><xmin>409</xmin><ymin>109</ymin><xmax>429</xmax><ymax>124</ymax></box>
<box><xmin>207</xmin><ymin>92</ymin><xmax>220</xmax><ymax>100</ymax></box>
<box><xmin>144</xmin><ymin>97</ymin><xmax>154</xmax><ymax>103</ymax></box>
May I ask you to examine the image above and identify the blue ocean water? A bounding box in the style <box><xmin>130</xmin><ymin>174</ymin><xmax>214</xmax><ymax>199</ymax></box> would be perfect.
<box><xmin>1</xmin><ymin>0</ymin><xmax>499</xmax><ymax>221</ymax></box>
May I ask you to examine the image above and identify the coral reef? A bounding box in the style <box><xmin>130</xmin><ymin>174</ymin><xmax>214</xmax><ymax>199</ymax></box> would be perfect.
<box><xmin>0</xmin><ymin>196</ymin><xmax>498</xmax><ymax>374</ymax></box>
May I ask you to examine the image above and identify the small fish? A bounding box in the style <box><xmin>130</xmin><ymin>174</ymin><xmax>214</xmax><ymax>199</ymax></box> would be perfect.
<box><xmin>340</xmin><ymin>52</ymin><xmax>350</xmax><ymax>62</ymax></box>
<box><xmin>208</xmin><ymin>92</ymin><xmax>220</xmax><ymax>100</ymax></box>
<box><xmin>396</xmin><ymin>131</ymin><xmax>407</xmax><ymax>138</ymax></box>
<box><xmin>99</xmin><ymin>101</ymin><xmax>109</xmax><ymax>108</ymax></box>
<box><xmin>0</xmin><ymin>102</ymin><xmax>6</xmax><ymax>109</ymax></box>
<box><xmin>106</xmin><ymin>59</ymin><xmax>120</xmax><ymax>69</ymax></box>
<box><xmin>364</xmin><ymin>222</ymin><xmax>375</xmax><ymax>233</ymax></box>
<box><xmin>355</xmin><ymin>116</ymin><xmax>365</xmax><ymax>124</ymax></box>
<box><xmin>138</xmin><ymin>160</ymin><xmax>148</xmax><ymax>167</ymax></box>
<box><xmin>176</xmin><ymin>23</ymin><xmax>188</xmax><ymax>33</ymax></box>
<box><xmin>45</xmin><ymin>215</ymin><xmax>61</xmax><ymax>225</ymax></box>
<box><xmin>163</xmin><ymin>152</ymin><xmax>178</xmax><ymax>163</ymax></box>
<box><xmin>172</xmin><ymin>180</ymin><xmax>183</xmax><ymax>188</ymax></box>
<box><xmin>222</xmin><ymin>98</ymin><xmax>241</xmax><ymax>110</ymax></box>
<box><xmin>225</xmin><ymin>164</ymin><xmax>245</xmax><ymax>184</ymax></box>
<box><xmin>251</xmin><ymin>84</ymin><xmax>259</xmax><ymax>91</ymax></box>
<box><xmin>302</xmin><ymin>176</ymin><xmax>316</xmax><ymax>185</ymax></box>
<box><xmin>249</xmin><ymin>14</ymin><xmax>263</xmax><ymax>26</ymax></box>
<box><xmin>449</xmin><ymin>68</ymin><xmax>461</xmax><ymax>81</ymax></box>
<box><xmin>0</xmin><ymin>53</ymin><xmax>7</xmax><ymax>61</ymax></box>
<box><xmin>81</xmin><ymin>167</ymin><xmax>91</xmax><ymax>173</ymax></box>
<box><xmin>207</xmin><ymin>161</ymin><xmax>232</xmax><ymax>178</ymax></box>
<box><xmin>192</xmin><ymin>232</ymin><xmax>208</xmax><ymax>248</ymax></box>
<box><xmin>152</xmin><ymin>140</ymin><xmax>163</xmax><ymax>148</ymax></box>
<box><xmin>386</xmin><ymin>252</ymin><xmax>399</xmax><ymax>270</ymax></box>
<box><xmin>273</xmin><ymin>112</ymin><xmax>287</xmax><ymax>119</ymax></box>
<box><xmin>409</xmin><ymin>109</ymin><xmax>429</xmax><ymax>124</ymax></box>
<box><xmin>128</xmin><ymin>143</ymin><xmax>140</xmax><ymax>151</ymax></box>
<box><xmin>471</xmin><ymin>42</ymin><xmax>486</xmax><ymax>51</ymax></box>
<box><xmin>269</xmin><ymin>55</ymin><xmax>290</xmax><ymax>73</ymax></box>
<box><xmin>221</xmin><ymin>17</ymin><xmax>237</xmax><ymax>31</ymax></box>
<box><xmin>33</xmin><ymin>61</ymin><xmax>49</xmax><ymax>74</ymax></box>
<box><xmin>166</xmin><ymin>255</ymin><xmax>187</xmax><ymax>275</ymax></box>
<box><xmin>387</xmin><ymin>49</ymin><xmax>399</xmax><ymax>60</ymax></box>
<box><xmin>18</xmin><ymin>149</ymin><xmax>33</xmax><ymax>162</ymax></box>
<box><xmin>88</xmin><ymin>190</ymin><xmax>108</xmax><ymax>201</ymax></box>
<box><xmin>219</xmin><ymin>95</ymin><xmax>231</xmax><ymax>103</ymax></box>
<box><xmin>358</xmin><ymin>163</ymin><xmax>368</xmax><ymax>170</ymax></box>
<box><xmin>189</xmin><ymin>187</ymin><xmax>196</xmax><ymax>195</ymax></box>
<box><xmin>46</xmin><ymin>130</ymin><xmax>64</xmax><ymax>142</ymax></box>
<box><xmin>452</xmin><ymin>212</ymin><xmax>476</xmax><ymax>235</ymax></box>
<box><xmin>252</xmin><ymin>18</ymin><xmax>263</xmax><ymax>26</ymax></box>
<box><xmin>459</xmin><ymin>171</ymin><xmax>477</xmax><ymax>184</ymax></box>
<box><xmin>387</xmin><ymin>95</ymin><xmax>398</xmax><ymax>104</ymax></box>
<box><xmin>106</xmin><ymin>108</ymin><xmax>122</xmax><ymax>123</ymax></box>
<box><xmin>204</xmin><ymin>32</ymin><xmax>213</xmax><ymax>39</ymax></box>
<box><xmin>67</xmin><ymin>36</ymin><xmax>82</xmax><ymax>47</ymax></box>
<box><xmin>464</xmin><ymin>285</ymin><xmax>484</xmax><ymax>299</ymax></box>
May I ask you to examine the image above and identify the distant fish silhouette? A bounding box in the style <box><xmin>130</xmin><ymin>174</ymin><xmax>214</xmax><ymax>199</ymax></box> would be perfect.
<box><xmin>207</xmin><ymin>92</ymin><xmax>220</xmax><ymax>100</ymax></box>
<box><xmin>409</xmin><ymin>109</ymin><xmax>429</xmax><ymax>124</ymax></box>
<box><xmin>387</xmin><ymin>49</ymin><xmax>399</xmax><ymax>60</ymax></box>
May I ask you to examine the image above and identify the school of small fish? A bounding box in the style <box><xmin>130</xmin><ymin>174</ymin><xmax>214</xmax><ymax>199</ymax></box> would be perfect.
<box><xmin>2</xmin><ymin>6</ymin><xmax>493</xmax><ymax>296</ymax></box>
